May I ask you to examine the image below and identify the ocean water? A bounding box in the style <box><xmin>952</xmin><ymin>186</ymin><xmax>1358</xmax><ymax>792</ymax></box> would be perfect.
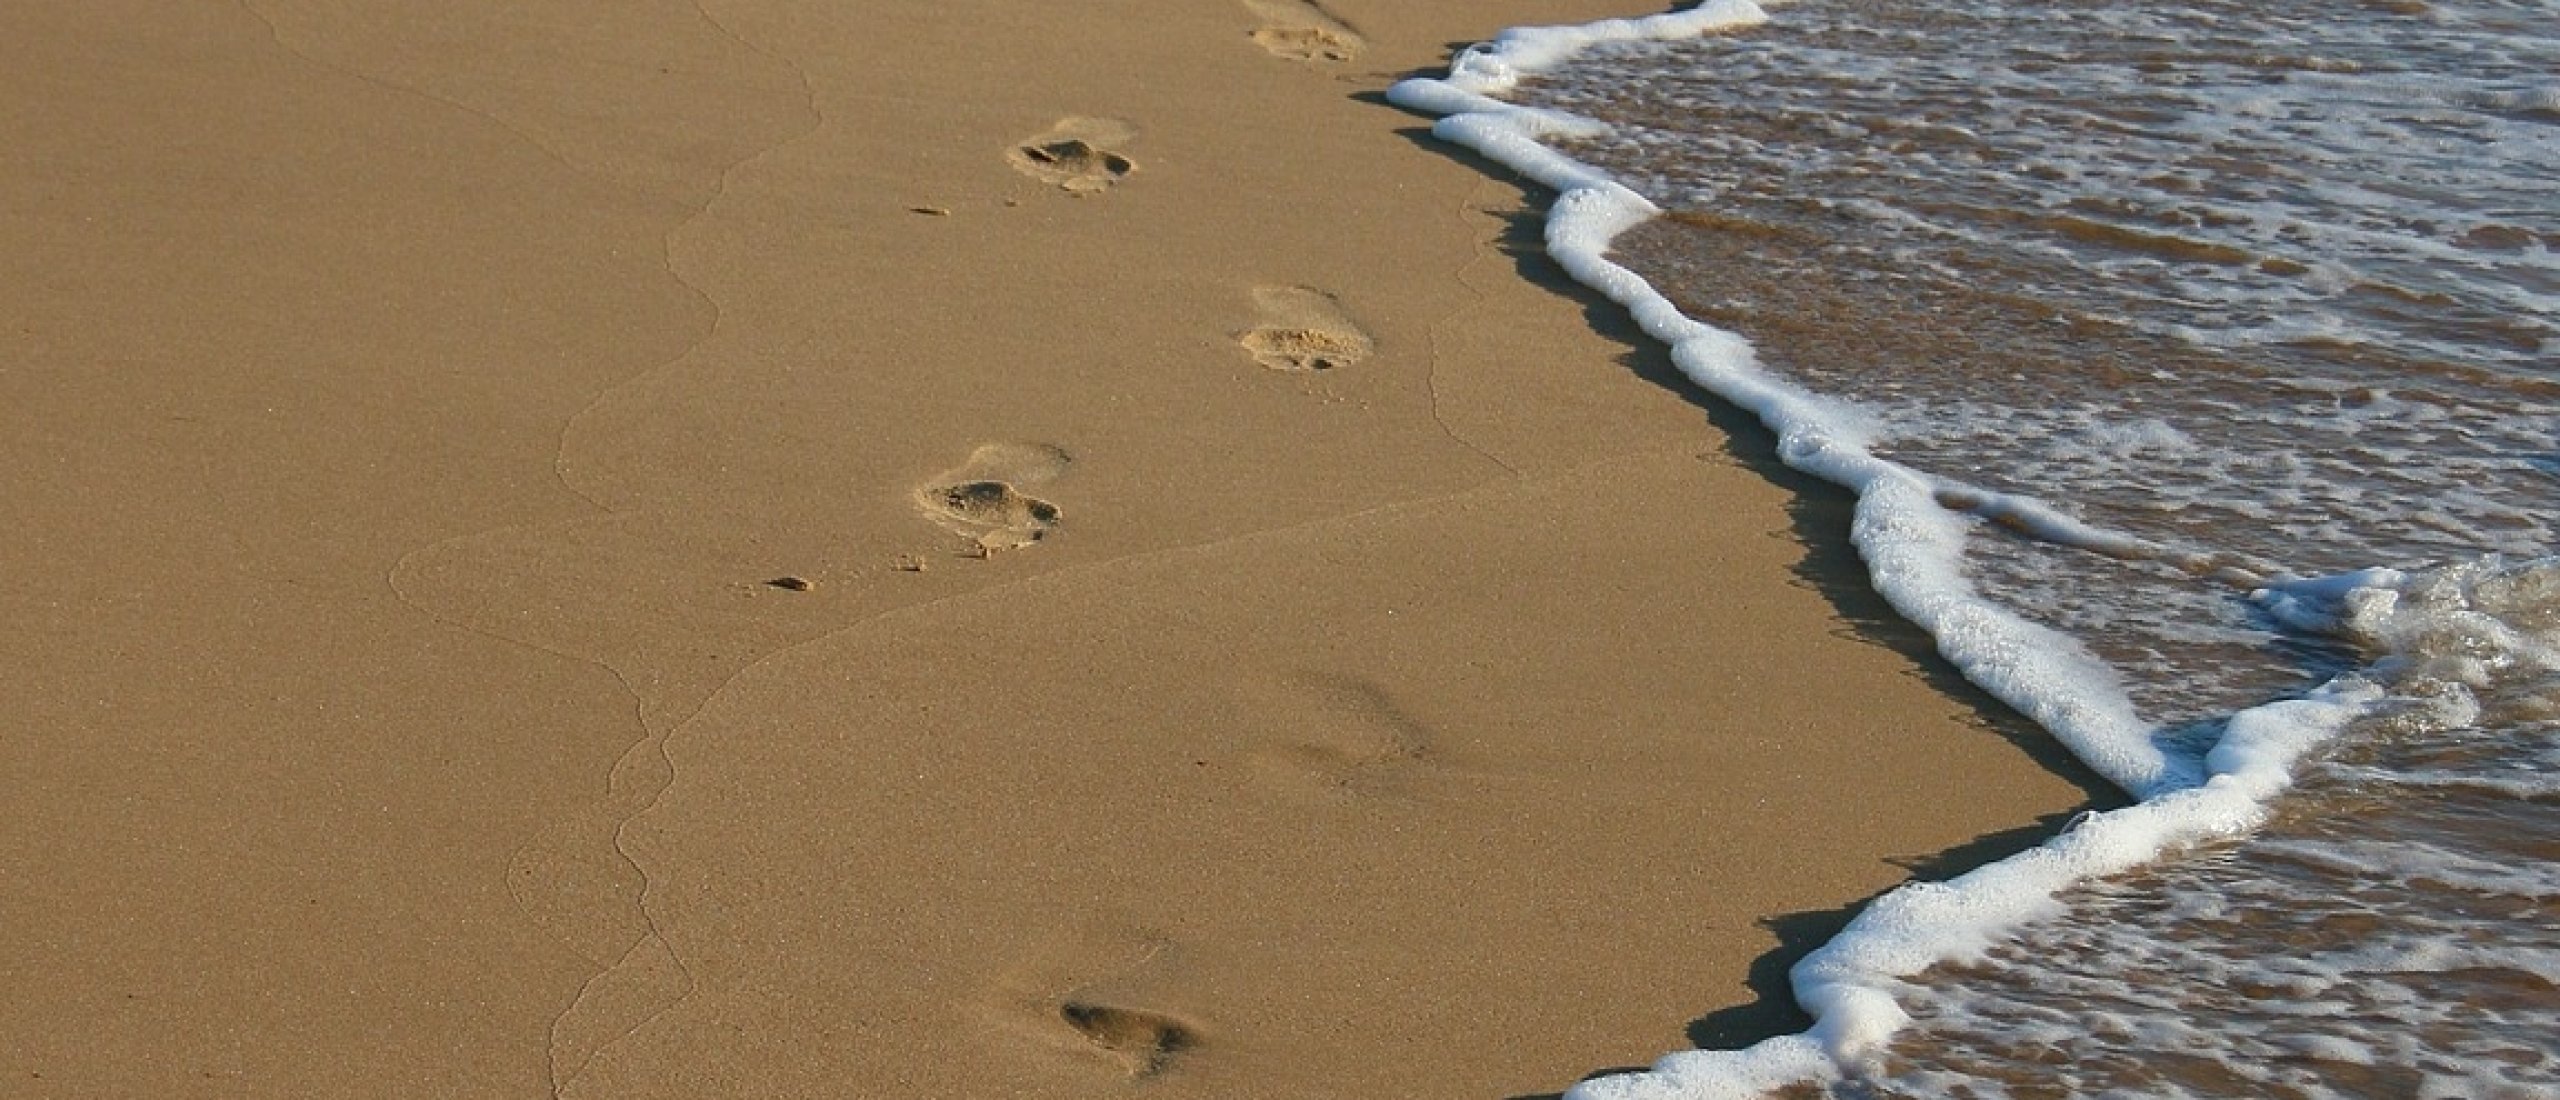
<box><xmin>1394</xmin><ymin>0</ymin><xmax>2557</xmax><ymax>1096</ymax></box>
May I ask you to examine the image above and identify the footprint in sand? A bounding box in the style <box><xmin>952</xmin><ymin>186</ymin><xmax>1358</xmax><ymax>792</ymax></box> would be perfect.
<box><xmin>1230</xmin><ymin>672</ymin><xmax>1448</xmax><ymax>800</ymax></box>
<box><xmin>917</xmin><ymin>442</ymin><xmax>1071</xmax><ymax>554</ymax></box>
<box><xmin>1237</xmin><ymin>285</ymin><xmax>1374</xmax><ymax>372</ymax></box>
<box><xmin>1007</xmin><ymin>117</ymin><xmax>1138</xmax><ymax>196</ymax></box>
<box><xmin>980</xmin><ymin>932</ymin><xmax>1203</xmax><ymax>1080</ymax></box>
<box><xmin>1059</xmin><ymin>1000</ymin><xmax>1202</xmax><ymax>1078</ymax></box>
<box><xmin>1242</xmin><ymin>0</ymin><xmax>1366</xmax><ymax>62</ymax></box>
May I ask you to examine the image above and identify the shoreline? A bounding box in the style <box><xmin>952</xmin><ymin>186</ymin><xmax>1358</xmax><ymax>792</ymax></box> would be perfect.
<box><xmin>3</xmin><ymin>1</ymin><xmax>2109</xmax><ymax>1096</ymax></box>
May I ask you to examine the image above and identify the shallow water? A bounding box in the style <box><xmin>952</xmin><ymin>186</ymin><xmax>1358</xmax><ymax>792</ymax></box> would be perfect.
<box><xmin>1473</xmin><ymin>0</ymin><xmax>2557</xmax><ymax>1093</ymax></box>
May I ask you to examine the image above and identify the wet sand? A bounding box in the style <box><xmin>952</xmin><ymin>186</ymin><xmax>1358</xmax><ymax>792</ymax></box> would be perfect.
<box><xmin>0</xmin><ymin>1</ymin><xmax>2108</xmax><ymax>1096</ymax></box>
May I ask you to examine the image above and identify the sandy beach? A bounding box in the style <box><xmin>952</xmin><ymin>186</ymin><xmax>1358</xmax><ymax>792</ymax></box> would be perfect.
<box><xmin>2</xmin><ymin>1</ymin><xmax>2110</xmax><ymax>1096</ymax></box>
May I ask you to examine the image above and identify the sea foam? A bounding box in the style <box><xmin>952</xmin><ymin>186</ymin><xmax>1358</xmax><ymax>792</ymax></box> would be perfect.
<box><xmin>1384</xmin><ymin>8</ymin><xmax>2429</xmax><ymax>1095</ymax></box>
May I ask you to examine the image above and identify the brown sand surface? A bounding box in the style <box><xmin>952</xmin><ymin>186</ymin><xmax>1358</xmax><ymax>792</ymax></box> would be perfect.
<box><xmin>1</xmin><ymin>1</ymin><xmax>2112</xmax><ymax>1097</ymax></box>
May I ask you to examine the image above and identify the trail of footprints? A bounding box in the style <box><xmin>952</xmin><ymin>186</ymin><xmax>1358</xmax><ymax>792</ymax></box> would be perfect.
<box><xmin>1020</xmin><ymin>678</ymin><xmax>1444</xmax><ymax>1074</ymax></box>
<box><xmin>968</xmin><ymin>8</ymin><xmax>1393</xmax><ymax>806</ymax></box>
<box><xmin>999</xmin><ymin>1</ymin><xmax>1375</xmax><ymax>380</ymax></box>
<box><xmin>1002</xmin><ymin>0</ymin><xmax>1357</xmax><ymax>197</ymax></box>
<box><xmin>558</xmin><ymin>4</ymin><xmax>1400</xmax><ymax>1086</ymax></box>
<box><xmin>905</xmin><ymin>0</ymin><xmax>1429</xmax><ymax>1080</ymax></box>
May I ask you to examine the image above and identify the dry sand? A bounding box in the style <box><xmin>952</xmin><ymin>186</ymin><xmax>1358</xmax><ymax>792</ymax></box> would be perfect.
<box><xmin>1</xmin><ymin>1</ymin><xmax>2112</xmax><ymax>1096</ymax></box>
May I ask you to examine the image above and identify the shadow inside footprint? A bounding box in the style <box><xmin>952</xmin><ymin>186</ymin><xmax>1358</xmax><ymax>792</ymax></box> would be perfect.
<box><xmin>1238</xmin><ymin>285</ymin><xmax>1374</xmax><ymax>372</ymax></box>
<box><xmin>1252</xmin><ymin>25</ymin><xmax>1362</xmax><ymax>62</ymax></box>
<box><xmin>1060</xmin><ymin>1001</ymin><xmax>1200</xmax><ymax>1078</ymax></box>
<box><xmin>1243</xmin><ymin>0</ymin><xmax>1366</xmax><ymax>62</ymax></box>
<box><xmin>1008</xmin><ymin>118</ymin><xmax>1139</xmax><ymax>196</ymax></box>
<box><xmin>916</xmin><ymin>443</ymin><xmax>1072</xmax><ymax>554</ymax></box>
<box><xmin>1016</xmin><ymin>140</ymin><xmax>1133</xmax><ymax>190</ymax></box>
<box><xmin>937</xmin><ymin>480</ymin><xmax>1061</xmax><ymax>530</ymax></box>
<box><xmin>1239</xmin><ymin>326</ymin><xmax>1371</xmax><ymax>372</ymax></box>
<box><xmin>1232</xmin><ymin>672</ymin><xmax>1446</xmax><ymax>801</ymax></box>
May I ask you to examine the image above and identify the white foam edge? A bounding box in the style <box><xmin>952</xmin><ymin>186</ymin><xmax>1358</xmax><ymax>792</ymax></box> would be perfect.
<box><xmin>1386</xmin><ymin>3</ymin><xmax>2176</xmax><ymax>798</ymax></box>
<box><xmin>1566</xmin><ymin>680</ymin><xmax>2383</xmax><ymax>1100</ymax></box>
<box><xmin>1385</xmin><ymin>8</ymin><xmax>2401</xmax><ymax>1095</ymax></box>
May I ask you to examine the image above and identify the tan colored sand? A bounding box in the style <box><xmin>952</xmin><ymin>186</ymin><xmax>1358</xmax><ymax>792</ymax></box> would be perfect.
<box><xmin>0</xmin><ymin>1</ymin><xmax>2109</xmax><ymax>1097</ymax></box>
